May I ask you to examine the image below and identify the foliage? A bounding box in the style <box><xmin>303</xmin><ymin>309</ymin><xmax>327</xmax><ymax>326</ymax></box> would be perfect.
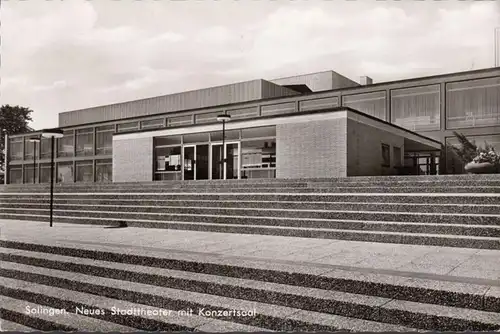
<box><xmin>0</xmin><ymin>104</ymin><xmax>34</xmax><ymax>172</ymax></box>
<box><xmin>451</xmin><ymin>131</ymin><xmax>500</xmax><ymax>166</ymax></box>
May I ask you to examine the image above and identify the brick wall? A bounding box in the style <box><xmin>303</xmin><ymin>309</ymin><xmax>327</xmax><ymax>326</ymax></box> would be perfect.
<box><xmin>113</xmin><ymin>137</ymin><xmax>153</xmax><ymax>182</ymax></box>
<box><xmin>276</xmin><ymin>118</ymin><xmax>347</xmax><ymax>178</ymax></box>
<box><xmin>347</xmin><ymin>119</ymin><xmax>404</xmax><ymax>176</ymax></box>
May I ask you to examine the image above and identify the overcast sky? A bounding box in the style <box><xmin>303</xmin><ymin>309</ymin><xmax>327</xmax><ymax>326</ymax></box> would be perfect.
<box><xmin>2</xmin><ymin>0</ymin><xmax>500</xmax><ymax>130</ymax></box>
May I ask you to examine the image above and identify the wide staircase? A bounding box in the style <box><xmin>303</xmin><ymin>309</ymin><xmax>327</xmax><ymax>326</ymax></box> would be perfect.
<box><xmin>0</xmin><ymin>175</ymin><xmax>500</xmax><ymax>331</ymax></box>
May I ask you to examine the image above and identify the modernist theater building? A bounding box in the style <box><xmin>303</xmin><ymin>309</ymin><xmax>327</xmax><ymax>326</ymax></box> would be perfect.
<box><xmin>4</xmin><ymin>67</ymin><xmax>500</xmax><ymax>184</ymax></box>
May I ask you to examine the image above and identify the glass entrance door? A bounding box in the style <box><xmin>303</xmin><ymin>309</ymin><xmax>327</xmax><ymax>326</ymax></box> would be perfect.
<box><xmin>183</xmin><ymin>144</ymin><xmax>210</xmax><ymax>180</ymax></box>
<box><xmin>211</xmin><ymin>142</ymin><xmax>239</xmax><ymax>180</ymax></box>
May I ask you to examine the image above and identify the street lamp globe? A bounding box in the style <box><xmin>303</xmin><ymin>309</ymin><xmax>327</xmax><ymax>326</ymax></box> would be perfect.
<box><xmin>216</xmin><ymin>114</ymin><xmax>231</xmax><ymax>122</ymax></box>
<box><xmin>41</xmin><ymin>128</ymin><xmax>64</xmax><ymax>139</ymax></box>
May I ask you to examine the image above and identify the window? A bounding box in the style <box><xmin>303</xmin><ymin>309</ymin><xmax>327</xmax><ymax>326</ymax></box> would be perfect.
<box><xmin>299</xmin><ymin>97</ymin><xmax>339</xmax><ymax>112</ymax></box>
<box><xmin>261</xmin><ymin>102</ymin><xmax>296</xmax><ymax>117</ymax></box>
<box><xmin>391</xmin><ymin>85</ymin><xmax>440</xmax><ymax>131</ymax></box>
<box><xmin>393</xmin><ymin>146</ymin><xmax>402</xmax><ymax>167</ymax></box>
<box><xmin>96</xmin><ymin>125</ymin><xmax>114</xmax><ymax>156</ymax></box>
<box><xmin>381</xmin><ymin>144</ymin><xmax>390</xmax><ymax>167</ymax></box>
<box><xmin>241</xmin><ymin>138</ymin><xmax>276</xmax><ymax>179</ymax></box>
<box><xmin>155</xmin><ymin>136</ymin><xmax>182</xmax><ymax>146</ymax></box>
<box><xmin>96</xmin><ymin>159</ymin><xmax>112</xmax><ymax>182</ymax></box>
<box><xmin>195</xmin><ymin>112</ymin><xmax>219</xmax><ymax>124</ymax></box>
<box><xmin>210</xmin><ymin>130</ymin><xmax>240</xmax><ymax>142</ymax></box>
<box><xmin>9</xmin><ymin>166</ymin><xmax>22</xmax><ymax>184</ymax></box>
<box><xmin>24</xmin><ymin>137</ymin><xmax>39</xmax><ymax>160</ymax></box>
<box><xmin>76</xmin><ymin>128</ymin><xmax>94</xmax><ymax>156</ymax></box>
<box><xmin>342</xmin><ymin>91</ymin><xmax>386</xmax><ymax>120</ymax></box>
<box><xmin>57</xmin><ymin>162</ymin><xmax>74</xmax><ymax>183</ymax></box>
<box><xmin>57</xmin><ymin>130</ymin><xmax>74</xmax><ymax>157</ymax></box>
<box><xmin>141</xmin><ymin>118</ymin><xmax>164</xmax><ymax>129</ymax></box>
<box><xmin>9</xmin><ymin>138</ymin><xmax>23</xmax><ymax>160</ymax></box>
<box><xmin>227</xmin><ymin>107</ymin><xmax>258</xmax><ymax>120</ymax></box>
<box><xmin>183</xmin><ymin>133</ymin><xmax>209</xmax><ymax>144</ymax></box>
<box><xmin>76</xmin><ymin>160</ymin><xmax>93</xmax><ymax>182</ymax></box>
<box><xmin>23</xmin><ymin>165</ymin><xmax>37</xmax><ymax>184</ymax></box>
<box><xmin>40</xmin><ymin>138</ymin><xmax>52</xmax><ymax>159</ymax></box>
<box><xmin>117</xmin><ymin>121</ymin><xmax>139</xmax><ymax>132</ymax></box>
<box><xmin>155</xmin><ymin>146</ymin><xmax>181</xmax><ymax>172</ymax></box>
<box><xmin>446</xmin><ymin>77</ymin><xmax>500</xmax><ymax>129</ymax></box>
<box><xmin>168</xmin><ymin>115</ymin><xmax>193</xmax><ymax>127</ymax></box>
<box><xmin>241</xmin><ymin>126</ymin><xmax>276</xmax><ymax>139</ymax></box>
<box><xmin>40</xmin><ymin>163</ymin><xmax>53</xmax><ymax>183</ymax></box>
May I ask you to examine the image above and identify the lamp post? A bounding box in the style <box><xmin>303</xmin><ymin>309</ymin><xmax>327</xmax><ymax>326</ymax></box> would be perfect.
<box><xmin>2</xmin><ymin>129</ymin><xmax>7</xmax><ymax>185</ymax></box>
<box><xmin>496</xmin><ymin>27</ymin><xmax>500</xmax><ymax>67</ymax></box>
<box><xmin>28</xmin><ymin>137</ymin><xmax>41</xmax><ymax>184</ymax></box>
<box><xmin>216</xmin><ymin>113</ymin><xmax>231</xmax><ymax>179</ymax></box>
<box><xmin>41</xmin><ymin>128</ymin><xmax>64</xmax><ymax>227</ymax></box>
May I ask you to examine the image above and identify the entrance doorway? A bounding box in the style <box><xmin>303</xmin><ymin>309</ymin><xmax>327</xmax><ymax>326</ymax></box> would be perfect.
<box><xmin>183</xmin><ymin>144</ymin><xmax>209</xmax><ymax>180</ymax></box>
<box><xmin>211</xmin><ymin>142</ymin><xmax>240</xmax><ymax>180</ymax></box>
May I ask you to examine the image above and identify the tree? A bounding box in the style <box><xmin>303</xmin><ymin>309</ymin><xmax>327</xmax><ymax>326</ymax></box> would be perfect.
<box><xmin>0</xmin><ymin>104</ymin><xmax>34</xmax><ymax>173</ymax></box>
<box><xmin>450</xmin><ymin>131</ymin><xmax>478</xmax><ymax>164</ymax></box>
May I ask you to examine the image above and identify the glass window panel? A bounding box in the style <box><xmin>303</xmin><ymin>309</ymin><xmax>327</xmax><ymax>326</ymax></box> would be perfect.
<box><xmin>393</xmin><ymin>146</ymin><xmax>402</xmax><ymax>167</ymax></box>
<box><xmin>299</xmin><ymin>97</ymin><xmax>339</xmax><ymax>112</ymax></box>
<box><xmin>9</xmin><ymin>167</ymin><xmax>22</xmax><ymax>184</ymax></box>
<box><xmin>241</xmin><ymin>139</ymin><xmax>277</xmax><ymax>168</ymax></box>
<box><xmin>155</xmin><ymin>146</ymin><xmax>181</xmax><ymax>172</ymax></box>
<box><xmin>40</xmin><ymin>163</ymin><xmax>54</xmax><ymax>183</ymax></box>
<box><xmin>261</xmin><ymin>102</ymin><xmax>296</xmax><ymax>117</ymax></box>
<box><xmin>227</xmin><ymin>107</ymin><xmax>258</xmax><ymax>120</ymax></box>
<box><xmin>24</xmin><ymin>137</ymin><xmax>40</xmax><ymax>160</ymax></box>
<box><xmin>241</xmin><ymin>126</ymin><xmax>276</xmax><ymax>139</ymax></box>
<box><xmin>155</xmin><ymin>136</ymin><xmax>182</xmax><ymax>146</ymax></box>
<box><xmin>96</xmin><ymin>159</ymin><xmax>112</xmax><ymax>183</ymax></box>
<box><xmin>23</xmin><ymin>165</ymin><xmax>38</xmax><ymax>184</ymax></box>
<box><xmin>57</xmin><ymin>130</ymin><xmax>74</xmax><ymax>157</ymax></box>
<box><xmin>40</xmin><ymin>138</ymin><xmax>53</xmax><ymax>159</ymax></box>
<box><xmin>391</xmin><ymin>85</ymin><xmax>440</xmax><ymax>131</ymax></box>
<box><xmin>117</xmin><ymin>121</ymin><xmax>139</xmax><ymax>132</ymax></box>
<box><xmin>446</xmin><ymin>77</ymin><xmax>500</xmax><ymax>129</ymax></box>
<box><xmin>141</xmin><ymin>118</ymin><xmax>164</xmax><ymax>129</ymax></box>
<box><xmin>168</xmin><ymin>115</ymin><xmax>193</xmax><ymax>127</ymax></box>
<box><xmin>76</xmin><ymin>128</ymin><xmax>94</xmax><ymax>157</ymax></box>
<box><xmin>9</xmin><ymin>138</ymin><xmax>23</xmax><ymax>160</ymax></box>
<box><xmin>57</xmin><ymin>162</ymin><xmax>74</xmax><ymax>183</ymax></box>
<box><xmin>154</xmin><ymin>172</ymin><xmax>182</xmax><ymax>181</ymax></box>
<box><xmin>195</xmin><ymin>112</ymin><xmax>219</xmax><ymax>124</ymax></box>
<box><xmin>183</xmin><ymin>132</ymin><xmax>210</xmax><ymax>144</ymax></box>
<box><xmin>342</xmin><ymin>91</ymin><xmax>386</xmax><ymax>120</ymax></box>
<box><xmin>210</xmin><ymin>130</ymin><xmax>240</xmax><ymax>142</ymax></box>
<box><xmin>96</xmin><ymin>125</ymin><xmax>114</xmax><ymax>156</ymax></box>
<box><xmin>76</xmin><ymin>160</ymin><xmax>94</xmax><ymax>182</ymax></box>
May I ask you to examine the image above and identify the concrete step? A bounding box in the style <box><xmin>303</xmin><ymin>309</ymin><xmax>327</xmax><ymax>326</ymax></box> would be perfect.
<box><xmin>3</xmin><ymin>199</ymin><xmax>499</xmax><ymax>214</ymax></box>
<box><xmin>1</xmin><ymin>193</ymin><xmax>500</xmax><ymax>205</ymax></box>
<box><xmin>0</xmin><ymin>241</ymin><xmax>499</xmax><ymax>331</ymax></box>
<box><xmin>2</xmin><ymin>215</ymin><xmax>500</xmax><ymax>249</ymax></box>
<box><xmin>2</xmin><ymin>206</ymin><xmax>500</xmax><ymax>229</ymax></box>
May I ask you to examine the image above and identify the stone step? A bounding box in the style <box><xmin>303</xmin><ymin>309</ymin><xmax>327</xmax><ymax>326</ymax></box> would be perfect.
<box><xmin>0</xmin><ymin>243</ymin><xmax>499</xmax><ymax>331</ymax></box>
<box><xmin>3</xmin><ymin>199</ymin><xmax>499</xmax><ymax>214</ymax></box>
<box><xmin>3</xmin><ymin>186</ymin><xmax>500</xmax><ymax>193</ymax></box>
<box><xmin>5</xmin><ymin>179</ymin><xmax>500</xmax><ymax>189</ymax></box>
<box><xmin>2</xmin><ymin>206</ymin><xmax>500</xmax><ymax>230</ymax></box>
<box><xmin>0</xmin><ymin>318</ymin><xmax>34</xmax><ymax>332</ymax></box>
<box><xmin>2</xmin><ymin>215</ymin><xmax>500</xmax><ymax>249</ymax></box>
<box><xmin>1</xmin><ymin>193</ymin><xmax>500</xmax><ymax>205</ymax></box>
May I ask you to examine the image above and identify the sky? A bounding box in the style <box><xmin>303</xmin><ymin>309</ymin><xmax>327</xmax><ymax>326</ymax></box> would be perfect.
<box><xmin>2</xmin><ymin>0</ymin><xmax>500</xmax><ymax>131</ymax></box>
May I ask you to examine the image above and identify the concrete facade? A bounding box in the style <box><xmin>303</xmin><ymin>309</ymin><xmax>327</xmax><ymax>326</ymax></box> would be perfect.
<box><xmin>276</xmin><ymin>118</ymin><xmax>348</xmax><ymax>178</ymax></box>
<box><xmin>347</xmin><ymin>119</ymin><xmax>404</xmax><ymax>176</ymax></box>
<box><xmin>113</xmin><ymin>136</ymin><xmax>153</xmax><ymax>182</ymax></box>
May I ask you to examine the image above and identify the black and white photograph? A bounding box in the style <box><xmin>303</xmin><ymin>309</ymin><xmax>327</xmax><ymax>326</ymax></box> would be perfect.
<box><xmin>1</xmin><ymin>0</ymin><xmax>500</xmax><ymax>332</ymax></box>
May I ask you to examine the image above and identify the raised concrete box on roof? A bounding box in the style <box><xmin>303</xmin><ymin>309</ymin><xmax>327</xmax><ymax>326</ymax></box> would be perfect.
<box><xmin>58</xmin><ymin>79</ymin><xmax>300</xmax><ymax>127</ymax></box>
<box><xmin>270</xmin><ymin>70</ymin><xmax>360</xmax><ymax>92</ymax></box>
